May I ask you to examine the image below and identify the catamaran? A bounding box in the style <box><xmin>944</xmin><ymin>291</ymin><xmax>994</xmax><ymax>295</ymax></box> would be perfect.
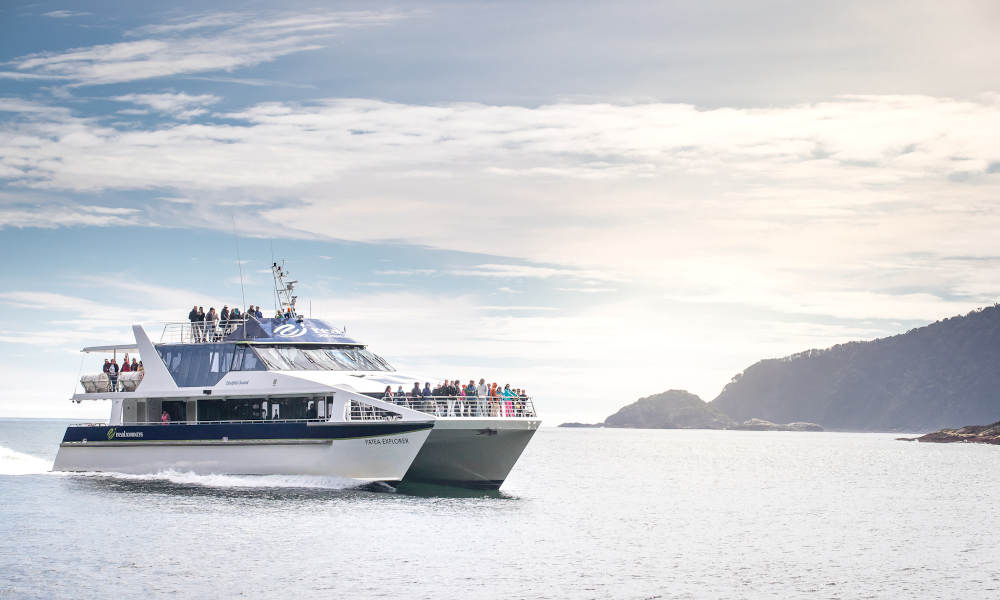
<box><xmin>54</xmin><ymin>262</ymin><xmax>541</xmax><ymax>488</ymax></box>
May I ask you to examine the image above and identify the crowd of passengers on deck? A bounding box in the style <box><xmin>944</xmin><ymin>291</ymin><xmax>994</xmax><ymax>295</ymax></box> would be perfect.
<box><xmin>186</xmin><ymin>304</ymin><xmax>298</xmax><ymax>342</ymax></box>
<box><xmin>382</xmin><ymin>379</ymin><xmax>532</xmax><ymax>417</ymax></box>
<box><xmin>101</xmin><ymin>354</ymin><xmax>144</xmax><ymax>392</ymax></box>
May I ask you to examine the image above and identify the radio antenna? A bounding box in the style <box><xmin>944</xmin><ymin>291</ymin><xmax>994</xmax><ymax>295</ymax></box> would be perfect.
<box><xmin>232</xmin><ymin>216</ymin><xmax>247</xmax><ymax>312</ymax></box>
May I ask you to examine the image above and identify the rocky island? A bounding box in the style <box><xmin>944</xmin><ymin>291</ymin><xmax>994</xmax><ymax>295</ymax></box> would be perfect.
<box><xmin>559</xmin><ymin>390</ymin><xmax>823</xmax><ymax>431</ymax></box>
<box><xmin>903</xmin><ymin>421</ymin><xmax>1000</xmax><ymax>445</ymax></box>
<box><xmin>603</xmin><ymin>390</ymin><xmax>734</xmax><ymax>429</ymax></box>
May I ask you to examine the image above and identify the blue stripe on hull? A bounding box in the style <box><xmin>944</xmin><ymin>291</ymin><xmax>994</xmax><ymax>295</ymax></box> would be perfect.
<box><xmin>62</xmin><ymin>422</ymin><xmax>431</xmax><ymax>443</ymax></box>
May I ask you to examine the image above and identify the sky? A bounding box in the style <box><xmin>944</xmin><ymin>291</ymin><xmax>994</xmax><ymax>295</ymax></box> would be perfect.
<box><xmin>1</xmin><ymin>0</ymin><xmax>999</xmax><ymax>423</ymax></box>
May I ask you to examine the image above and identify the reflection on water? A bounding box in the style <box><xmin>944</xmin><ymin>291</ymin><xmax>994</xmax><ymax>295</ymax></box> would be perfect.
<box><xmin>394</xmin><ymin>480</ymin><xmax>513</xmax><ymax>500</ymax></box>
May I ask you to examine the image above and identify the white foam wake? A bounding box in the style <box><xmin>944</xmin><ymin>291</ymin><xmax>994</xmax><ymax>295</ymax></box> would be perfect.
<box><xmin>67</xmin><ymin>469</ymin><xmax>366</xmax><ymax>490</ymax></box>
<box><xmin>0</xmin><ymin>446</ymin><xmax>54</xmax><ymax>475</ymax></box>
<box><xmin>1</xmin><ymin>444</ymin><xmax>369</xmax><ymax>490</ymax></box>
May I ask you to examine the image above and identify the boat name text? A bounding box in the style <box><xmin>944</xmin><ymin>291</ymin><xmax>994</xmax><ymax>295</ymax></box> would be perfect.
<box><xmin>365</xmin><ymin>437</ymin><xmax>409</xmax><ymax>446</ymax></box>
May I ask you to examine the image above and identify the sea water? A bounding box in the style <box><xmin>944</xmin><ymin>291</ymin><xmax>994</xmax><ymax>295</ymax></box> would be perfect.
<box><xmin>1</xmin><ymin>419</ymin><xmax>998</xmax><ymax>599</ymax></box>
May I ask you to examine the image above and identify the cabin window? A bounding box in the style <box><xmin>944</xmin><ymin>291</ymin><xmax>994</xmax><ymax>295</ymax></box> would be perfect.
<box><xmin>249</xmin><ymin>345</ymin><xmax>395</xmax><ymax>372</ymax></box>
<box><xmin>196</xmin><ymin>397</ymin><xmax>321</xmax><ymax>421</ymax></box>
<box><xmin>156</xmin><ymin>343</ymin><xmax>236</xmax><ymax>387</ymax></box>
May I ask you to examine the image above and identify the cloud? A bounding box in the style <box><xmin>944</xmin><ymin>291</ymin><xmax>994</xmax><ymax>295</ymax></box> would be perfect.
<box><xmin>448</xmin><ymin>264</ymin><xmax>605</xmax><ymax>279</ymax></box>
<box><xmin>42</xmin><ymin>10</ymin><xmax>91</xmax><ymax>18</ymax></box>
<box><xmin>112</xmin><ymin>92</ymin><xmax>220</xmax><ymax>119</ymax></box>
<box><xmin>0</xmin><ymin>204</ymin><xmax>140</xmax><ymax>228</ymax></box>
<box><xmin>8</xmin><ymin>11</ymin><xmax>403</xmax><ymax>86</ymax></box>
<box><xmin>1</xmin><ymin>93</ymin><xmax>999</xmax><ymax>330</ymax></box>
<box><xmin>375</xmin><ymin>269</ymin><xmax>436</xmax><ymax>276</ymax></box>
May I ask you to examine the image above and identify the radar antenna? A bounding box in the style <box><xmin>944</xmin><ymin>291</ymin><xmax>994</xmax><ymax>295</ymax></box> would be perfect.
<box><xmin>271</xmin><ymin>260</ymin><xmax>301</xmax><ymax>321</ymax></box>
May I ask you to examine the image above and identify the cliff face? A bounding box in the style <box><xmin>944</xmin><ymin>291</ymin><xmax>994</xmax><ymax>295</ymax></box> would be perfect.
<box><xmin>604</xmin><ymin>390</ymin><xmax>734</xmax><ymax>429</ymax></box>
<box><xmin>711</xmin><ymin>305</ymin><xmax>1000</xmax><ymax>431</ymax></box>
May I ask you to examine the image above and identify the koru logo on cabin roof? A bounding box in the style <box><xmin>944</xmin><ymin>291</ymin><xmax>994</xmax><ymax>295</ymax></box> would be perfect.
<box><xmin>273</xmin><ymin>323</ymin><xmax>307</xmax><ymax>337</ymax></box>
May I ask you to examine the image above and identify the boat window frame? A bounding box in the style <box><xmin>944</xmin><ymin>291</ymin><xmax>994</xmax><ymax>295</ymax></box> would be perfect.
<box><xmin>248</xmin><ymin>344</ymin><xmax>395</xmax><ymax>372</ymax></box>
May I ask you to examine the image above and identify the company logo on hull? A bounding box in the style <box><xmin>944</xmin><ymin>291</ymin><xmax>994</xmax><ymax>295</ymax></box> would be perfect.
<box><xmin>106</xmin><ymin>427</ymin><xmax>144</xmax><ymax>440</ymax></box>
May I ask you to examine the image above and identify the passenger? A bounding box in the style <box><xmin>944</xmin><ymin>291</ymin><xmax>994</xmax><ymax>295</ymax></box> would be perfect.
<box><xmin>255</xmin><ymin>306</ymin><xmax>263</xmax><ymax>319</ymax></box>
<box><xmin>102</xmin><ymin>359</ymin><xmax>111</xmax><ymax>374</ymax></box>
<box><xmin>503</xmin><ymin>384</ymin><xmax>515</xmax><ymax>417</ymax></box>
<box><xmin>121</xmin><ymin>353</ymin><xmax>131</xmax><ymax>373</ymax></box>
<box><xmin>221</xmin><ymin>306</ymin><xmax>230</xmax><ymax>330</ymax></box>
<box><xmin>137</xmin><ymin>360</ymin><xmax>144</xmax><ymax>373</ymax></box>
<box><xmin>188</xmin><ymin>305</ymin><xmax>201</xmax><ymax>342</ymax></box>
<box><xmin>206</xmin><ymin>307</ymin><xmax>219</xmax><ymax>341</ymax></box>
<box><xmin>519</xmin><ymin>388</ymin><xmax>529</xmax><ymax>416</ymax></box>
<box><xmin>396</xmin><ymin>386</ymin><xmax>406</xmax><ymax>407</ymax></box>
<box><xmin>197</xmin><ymin>306</ymin><xmax>206</xmax><ymax>342</ymax></box>
<box><xmin>448</xmin><ymin>379</ymin><xmax>461</xmax><ymax>417</ymax></box>
<box><xmin>231</xmin><ymin>307</ymin><xmax>241</xmax><ymax>322</ymax></box>
<box><xmin>410</xmin><ymin>382</ymin><xmax>421</xmax><ymax>408</ymax></box>
<box><xmin>108</xmin><ymin>359</ymin><xmax>119</xmax><ymax>392</ymax></box>
<box><xmin>131</xmin><ymin>358</ymin><xmax>140</xmax><ymax>373</ymax></box>
<box><xmin>489</xmin><ymin>382</ymin><xmax>500</xmax><ymax>416</ymax></box>
<box><xmin>161</xmin><ymin>410</ymin><xmax>170</xmax><ymax>425</ymax></box>
<box><xmin>476</xmin><ymin>378</ymin><xmax>488</xmax><ymax>417</ymax></box>
<box><xmin>465</xmin><ymin>380</ymin><xmax>477</xmax><ymax>417</ymax></box>
<box><xmin>433</xmin><ymin>381</ymin><xmax>446</xmax><ymax>416</ymax></box>
<box><xmin>422</xmin><ymin>382</ymin><xmax>433</xmax><ymax>413</ymax></box>
<box><xmin>383</xmin><ymin>385</ymin><xmax>393</xmax><ymax>402</ymax></box>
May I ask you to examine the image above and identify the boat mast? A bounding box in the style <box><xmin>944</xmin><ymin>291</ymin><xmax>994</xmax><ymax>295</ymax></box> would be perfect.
<box><xmin>271</xmin><ymin>260</ymin><xmax>299</xmax><ymax>319</ymax></box>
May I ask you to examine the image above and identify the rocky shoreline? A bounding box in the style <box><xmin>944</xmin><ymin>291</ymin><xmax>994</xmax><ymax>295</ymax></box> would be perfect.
<box><xmin>899</xmin><ymin>421</ymin><xmax>1000</xmax><ymax>445</ymax></box>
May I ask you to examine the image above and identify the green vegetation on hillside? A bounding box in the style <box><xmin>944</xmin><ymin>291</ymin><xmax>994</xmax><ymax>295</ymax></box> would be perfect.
<box><xmin>711</xmin><ymin>305</ymin><xmax>1000</xmax><ymax>431</ymax></box>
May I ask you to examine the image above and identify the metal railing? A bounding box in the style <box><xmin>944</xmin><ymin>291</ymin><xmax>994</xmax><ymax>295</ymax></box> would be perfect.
<box><xmin>81</xmin><ymin>371</ymin><xmax>144</xmax><ymax>393</ymax></box>
<box><xmin>347</xmin><ymin>402</ymin><xmax>404</xmax><ymax>422</ymax></box>
<box><xmin>348</xmin><ymin>395</ymin><xmax>536</xmax><ymax>421</ymax></box>
<box><xmin>160</xmin><ymin>319</ymin><xmax>250</xmax><ymax>344</ymax></box>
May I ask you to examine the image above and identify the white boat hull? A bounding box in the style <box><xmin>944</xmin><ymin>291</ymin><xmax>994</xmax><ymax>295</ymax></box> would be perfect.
<box><xmin>54</xmin><ymin>427</ymin><xmax>431</xmax><ymax>483</ymax></box>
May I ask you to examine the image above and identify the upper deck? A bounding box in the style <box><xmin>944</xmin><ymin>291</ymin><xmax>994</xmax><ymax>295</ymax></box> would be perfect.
<box><xmin>159</xmin><ymin>317</ymin><xmax>359</xmax><ymax>345</ymax></box>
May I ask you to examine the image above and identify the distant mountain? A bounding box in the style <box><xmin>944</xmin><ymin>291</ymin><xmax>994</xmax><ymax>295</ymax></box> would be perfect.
<box><xmin>604</xmin><ymin>390</ymin><xmax>735</xmax><ymax>429</ymax></box>
<box><xmin>711</xmin><ymin>305</ymin><xmax>1000</xmax><ymax>431</ymax></box>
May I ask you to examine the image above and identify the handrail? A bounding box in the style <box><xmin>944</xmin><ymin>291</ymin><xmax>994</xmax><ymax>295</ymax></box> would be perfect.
<box><xmin>161</xmin><ymin>318</ymin><xmax>250</xmax><ymax>344</ymax></box>
<box><xmin>350</xmin><ymin>395</ymin><xmax>536</xmax><ymax>420</ymax></box>
<box><xmin>81</xmin><ymin>371</ymin><xmax>144</xmax><ymax>393</ymax></box>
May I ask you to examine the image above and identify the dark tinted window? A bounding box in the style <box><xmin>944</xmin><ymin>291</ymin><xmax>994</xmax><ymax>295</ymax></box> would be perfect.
<box><xmin>156</xmin><ymin>343</ymin><xmax>236</xmax><ymax>387</ymax></box>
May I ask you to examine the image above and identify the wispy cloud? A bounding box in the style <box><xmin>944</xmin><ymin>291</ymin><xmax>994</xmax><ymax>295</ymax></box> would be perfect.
<box><xmin>42</xmin><ymin>10</ymin><xmax>91</xmax><ymax>19</ymax></box>
<box><xmin>0</xmin><ymin>204</ymin><xmax>139</xmax><ymax>228</ymax></box>
<box><xmin>7</xmin><ymin>11</ymin><xmax>403</xmax><ymax>86</ymax></box>
<box><xmin>375</xmin><ymin>269</ymin><xmax>437</xmax><ymax>276</ymax></box>
<box><xmin>112</xmin><ymin>92</ymin><xmax>220</xmax><ymax>119</ymax></box>
<box><xmin>448</xmin><ymin>264</ymin><xmax>617</xmax><ymax>281</ymax></box>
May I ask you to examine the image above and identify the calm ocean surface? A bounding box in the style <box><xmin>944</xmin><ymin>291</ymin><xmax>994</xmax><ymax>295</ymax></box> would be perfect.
<box><xmin>1</xmin><ymin>419</ymin><xmax>998</xmax><ymax>599</ymax></box>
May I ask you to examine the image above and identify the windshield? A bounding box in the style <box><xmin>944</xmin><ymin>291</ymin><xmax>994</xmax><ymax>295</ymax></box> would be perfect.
<box><xmin>252</xmin><ymin>345</ymin><xmax>395</xmax><ymax>372</ymax></box>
